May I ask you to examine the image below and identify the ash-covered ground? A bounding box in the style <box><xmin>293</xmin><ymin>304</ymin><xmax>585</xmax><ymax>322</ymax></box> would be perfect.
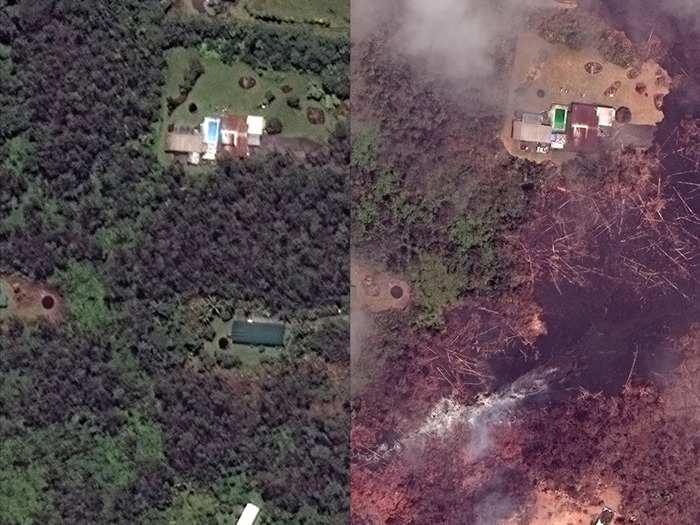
<box><xmin>351</xmin><ymin>1</ymin><xmax>700</xmax><ymax>523</ymax></box>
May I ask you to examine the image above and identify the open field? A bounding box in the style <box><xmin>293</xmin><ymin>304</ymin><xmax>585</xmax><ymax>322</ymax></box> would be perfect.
<box><xmin>154</xmin><ymin>47</ymin><xmax>335</xmax><ymax>162</ymax></box>
<box><xmin>501</xmin><ymin>30</ymin><xmax>669</xmax><ymax>162</ymax></box>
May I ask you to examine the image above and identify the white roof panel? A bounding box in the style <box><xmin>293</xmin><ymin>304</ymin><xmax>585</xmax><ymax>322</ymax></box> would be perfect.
<box><xmin>236</xmin><ymin>503</ymin><xmax>260</xmax><ymax>525</ymax></box>
<box><xmin>246</xmin><ymin>115</ymin><xmax>265</xmax><ymax>136</ymax></box>
<box><xmin>596</xmin><ymin>106</ymin><xmax>615</xmax><ymax>127</ymax></box>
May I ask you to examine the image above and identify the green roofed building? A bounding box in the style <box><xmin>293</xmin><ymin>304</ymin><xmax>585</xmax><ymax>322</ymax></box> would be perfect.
<box><xmin>231</xmin><ymin>319</ymin><xmax>285</xmax><ymax>347</ymax></box>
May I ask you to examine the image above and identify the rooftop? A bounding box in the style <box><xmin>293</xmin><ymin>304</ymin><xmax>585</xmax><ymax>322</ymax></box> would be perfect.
<box><xmin>231</xmin><ymin>319</ymin><xmax>285</xmax><ymax>347</ymax></box>
<box><xmin>246</xmin><ymin>115</ymin><xmax>265</xmax><ymax>136</ymax></box>
<box><xmin>512</xmin><ymin>121</ymin><xmax>552</xmax><ymax>143</ymax></box>
<box><xmin>220</xmin><ymin>113</ymin><xmax>250</xmax><ymax>158</ymax></box>
<box><xmin>165</xmin><ymin>132</ymin><xmax>206</xmax><ymax>154</ymax></box>
<box><xmin>236</xmin><ymin>504</ymin><xmax>261</xmax><ymax>525</ymax></box>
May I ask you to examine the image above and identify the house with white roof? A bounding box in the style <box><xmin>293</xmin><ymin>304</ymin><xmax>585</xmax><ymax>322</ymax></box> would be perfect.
<box><xmin>166</xmin><ymin>114</ymin><xmax>266</xmax><ymax>164</ymax></box>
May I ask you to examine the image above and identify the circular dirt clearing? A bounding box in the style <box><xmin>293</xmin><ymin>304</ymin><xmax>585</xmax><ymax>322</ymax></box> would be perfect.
<box><xmin>218</xmin><ymin>337</ymin><xmax>229</xmax><ymax>350</ymax></box>
<box><xmin>584</xmin><ymin>61</ymin><xmax>602</xmax><ymax>74</ymax></box>
<box><xmin>238</xmin><ymin>76</ymin><xmax>256</xmax><ymax>89</ymax></box>
<box><xmin>627</xmin><ymin>67</ymin><xmax>641</xmax><ymax>79</ymax></box>
<box><xmin>390</xmin><ymin>286</ymin><xmax>404</xmax><ymax>299</ymax></box>
<box><xmin>536</xmin><ymin>89</ymin><xmax>545</xmax><ymax>98</ymax></box>
<box><xmin>188</xmin><ymin>102</ymin><xmax>198</xmax><ymax>113</ymax></box>
<box><xmin>41</xmin><ymin>295</ymin><xmax>55</xmax><ymax>310</ymax></box>
<box><xmin>306</xmin><ymin>107</ymin><xmax>326</xmax><ymax>125</ymax></box>
<box><xmin>615</xmin><ymin>106</ymin><xmax>632</xmax><ymax>123</ymax></box>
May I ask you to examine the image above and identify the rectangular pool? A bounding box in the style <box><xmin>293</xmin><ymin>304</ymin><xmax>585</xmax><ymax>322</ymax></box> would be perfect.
<box><xmin>204</xmin><ymin>117</ymin><xmax>220</xmax><ymax>144</ymax></box>
<box><xmin>552</xmin><ymin>106</ymin><xmax>568</xmax><ymax>132</ymax></box>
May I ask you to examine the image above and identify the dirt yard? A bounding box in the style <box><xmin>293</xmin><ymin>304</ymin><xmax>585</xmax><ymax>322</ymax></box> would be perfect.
<box><xmin>525</xmin><ymin>485</ymin><xmax>621</xmax><ymax>524</ymax></box>
<box><xmin>502</xmin><ymin>30</ymin><xmax>670</xmax><ymax>162</ymax></box>
<box><xmin>0</xmin><ymin>275</ymin><xmax>64</xmax><ymax>325</ymax></box>
<box><xmin>351</xmin><ymin>258</ymin><xmax>411</xmax><ymax>313</ymax></box>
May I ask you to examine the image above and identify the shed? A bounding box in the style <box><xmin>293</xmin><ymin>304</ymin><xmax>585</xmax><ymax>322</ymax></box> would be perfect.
<box><xmin>512</xmin><ymin>120</ymin><xmax>552</xmax><ymax>143</ymax></box>
<box><xmin>165</xmin><ymin>133</ymin><xmax>206</xmax><ymax>154</ymax></box>
<box><xmin>596</xmin><ymin>106</ymin><xmax>616</xmax><ymax>128</ymax></box>
<box><xmin>236</xmin><ymin>503</ymin><xmax>260</xmax><ymax>525</ymax></box>
<box><xmin>246</xmin><ymin>115</ymin><xmax>265</xmax><ymax>147</ymax></box>
<box><xmin>0</xmin><ymin>287</ymin><xmax>7</xmax><ymax>309</ymax></box>
<box><xmin>231</xmin><ymin>319</ymin><xmax>285</xmax><ymax>347</ymax></box>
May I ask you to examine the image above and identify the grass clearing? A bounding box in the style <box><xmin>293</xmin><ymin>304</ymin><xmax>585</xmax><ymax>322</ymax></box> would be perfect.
<box><xmin>52</xmin><ymin>261</ymin><xmax>112</xmax><ymax>334</ymax></box>
<box><xmin>154</xmin><ymin>46</ymin><xmax>336</xmax><ymax>162</ymax></box>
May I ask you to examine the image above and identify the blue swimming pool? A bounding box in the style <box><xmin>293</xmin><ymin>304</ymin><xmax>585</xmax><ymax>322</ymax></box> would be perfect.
<box><xmin>204</xmin><ymin>118</ymin><xmax>220</xmax><ymax>143</ymax></box>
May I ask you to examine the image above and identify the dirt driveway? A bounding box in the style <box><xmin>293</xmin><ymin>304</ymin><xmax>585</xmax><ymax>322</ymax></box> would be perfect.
<box><xmin>257</xmin><ymin>135</ymin><xmax>328</xmax><ymax>161</ymax></box>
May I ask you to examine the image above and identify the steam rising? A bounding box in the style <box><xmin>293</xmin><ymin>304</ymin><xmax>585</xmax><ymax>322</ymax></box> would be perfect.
<box><xmin>394</xmin><ymin>0</ymin><xmax>525</xmax><ymax>80</ymax></box>
<box><xmin>354</xmin><ymin>0</ymin><xmax>553</xmax><ymax>80</ymax></box>
<box><xmin>352</xmin><ymin>0</ymin><xmax>558</xmax><ymax>111</ymax></box>
<box><xmin>358</xmin><ymin>367</ymin><xmax>558</xmax><ymax>463</ymax></box>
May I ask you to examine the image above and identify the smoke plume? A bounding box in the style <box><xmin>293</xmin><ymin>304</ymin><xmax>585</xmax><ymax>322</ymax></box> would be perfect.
<box><xmin>392</xmin><ymin>0</ymin><xmax>552</xmax><ymax>81</ymax></box>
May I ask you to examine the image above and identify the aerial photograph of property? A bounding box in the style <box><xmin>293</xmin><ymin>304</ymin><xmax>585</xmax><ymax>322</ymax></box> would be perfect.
<box><xmin>0</xmin><ymin>0</ymin><xmax>348</xmax><ymax>523</ymax></box>
<box><xmin>351</xmin><ymin>0</ymin><xmax>700</xmax><ymax>523</ymax></box>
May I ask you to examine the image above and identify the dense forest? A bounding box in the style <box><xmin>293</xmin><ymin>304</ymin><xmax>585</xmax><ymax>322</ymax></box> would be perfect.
<box><xmin>0</xmin><ymin>0</ymin><xmax>349</xmax><ymax>523</ymax></box>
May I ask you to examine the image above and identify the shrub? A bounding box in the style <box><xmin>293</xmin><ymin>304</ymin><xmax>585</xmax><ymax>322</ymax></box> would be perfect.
<box><xmin>265</xmin><ymin>117</ymin><xmax>283</xmax><ymax>135</ymax></box>
<box><xmin>217</xmin><ymin>352</ymin><xmax>241</xmax><ymax>369</ymax></box>
<box><xmin>597</xmin><ymin>30</ymin><xmax>636</xmax><ymax>68</ymax></box>
<box><xmin>306</xmin><ymin>81</ymin><xmax>324</xmax><ymax>101</ymax></box>
<box><xmin>53</xmin><ymin>261</ymin><xmax>112</xmax><ymax>334</ymax></box>
<box><xmin>286</xmin><ymin>95</ymin><xmax>300</xmax><ymax>109</ymax></box>
<box><xmin>410</xmin><ymin>254</ymin><xmax>463</xmax><ymax>329</ymax></box>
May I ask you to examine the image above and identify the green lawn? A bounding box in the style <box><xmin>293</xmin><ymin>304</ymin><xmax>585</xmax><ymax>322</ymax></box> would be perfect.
<box><xmin>246</xmin><ymin>0</ymin><xmax>349</xmax><ymax>28</ymax></box>
<box><xmin>154</xmin><ymin>46</ymin><xmax>336</xmax><ymax>163</ymax></box>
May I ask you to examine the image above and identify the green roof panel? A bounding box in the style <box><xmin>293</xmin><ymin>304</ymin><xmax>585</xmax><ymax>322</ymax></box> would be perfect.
<box><xmin>231</xmin><ymin>320</ymin><xmax>285</xmax><ymax>347</ymax></box>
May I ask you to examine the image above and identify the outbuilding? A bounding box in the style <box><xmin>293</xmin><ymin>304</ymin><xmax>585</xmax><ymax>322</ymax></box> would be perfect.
<box><xmin>230</xmin><ymin>319</ymin><xmax>285</xmax><ymax>347</ymax></box>
<box><xmin>246</xmin><ymin>115</ymin><xmax>265</xmax><ymax>147</ymax></box>
<box><xmin>512</xmin><ymin>120</ymin><xmax>552</xmax><ymax>144</ymax></box>
<box><xmin>164</xmin><ymin>132</ymin><xmax>207</xmax><ymax>164</ymax></box>
<box><xmin>236</xmin><ymin>503</ymin><xmax>261</xmax><ymax>525</ymax></box>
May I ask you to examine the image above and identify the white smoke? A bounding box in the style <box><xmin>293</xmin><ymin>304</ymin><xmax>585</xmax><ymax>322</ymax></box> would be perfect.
<box><xmin>392</xmin><ymin>0</ymin><xmax>557</xmax><ymax>81</ymax></box>
<box><xmin>354</xmin><ymin>366</ymin><xmax>559</xmax><ymax>464</ymax></box>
